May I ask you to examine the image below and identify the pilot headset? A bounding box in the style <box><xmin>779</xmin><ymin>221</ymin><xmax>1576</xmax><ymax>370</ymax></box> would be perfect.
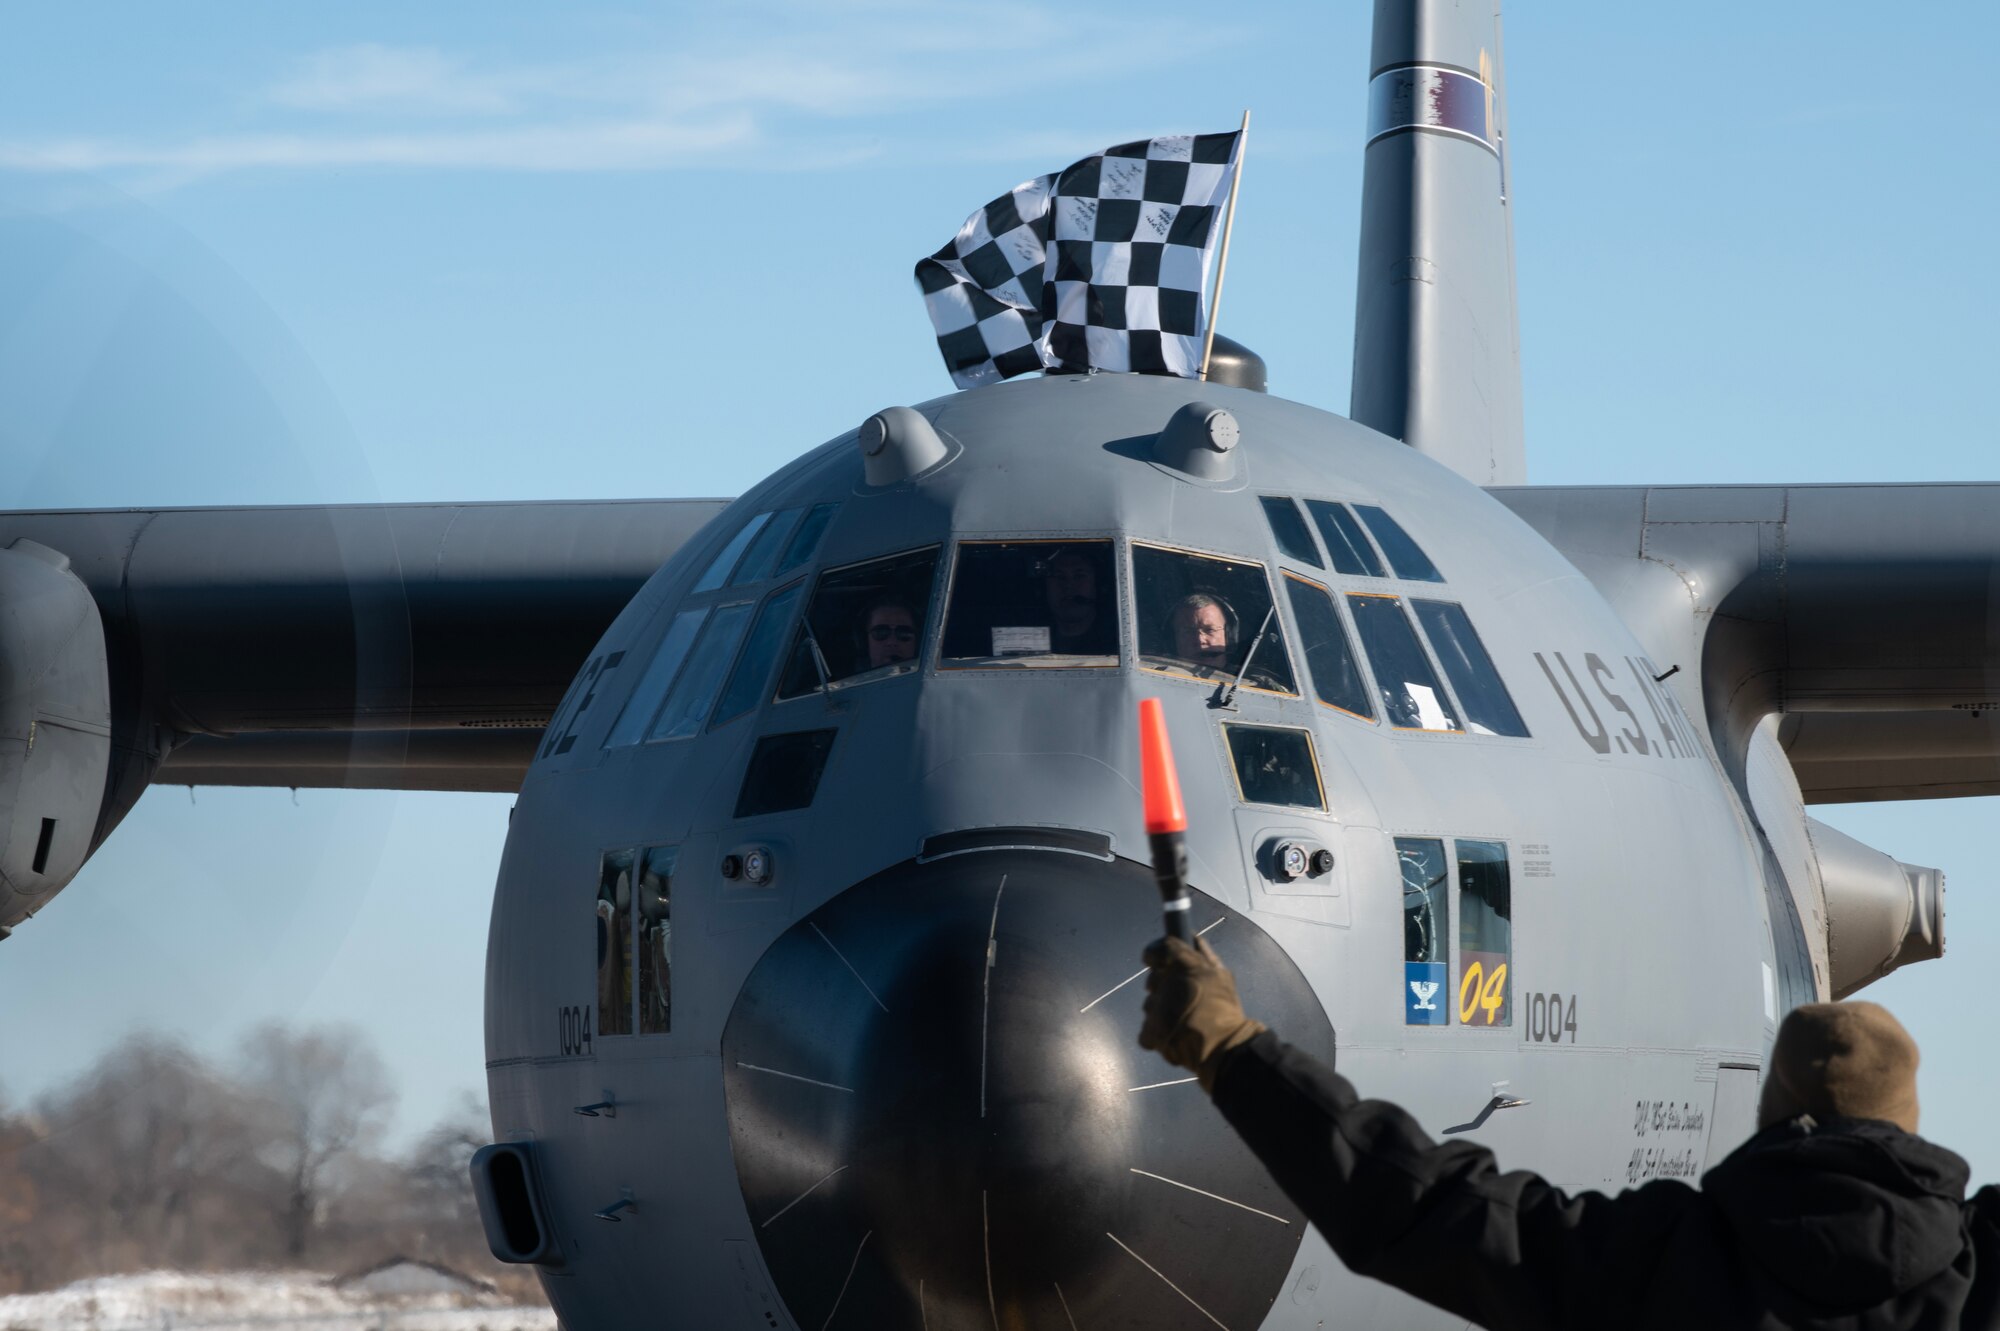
<box><xmin>1166</xmin><ymin>591</ymin><xmax>1239</xmax><ymax>645</ymax></box>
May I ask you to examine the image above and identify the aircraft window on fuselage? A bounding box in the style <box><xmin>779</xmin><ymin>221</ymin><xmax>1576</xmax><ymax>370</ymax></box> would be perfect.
<box><xmin>604</xmin><ymin>607</ymin><xmax>708</xmax><ymax>748</ymax></box>
<box><xmin>939</xmin><ymin>540</ymin><xmax>1118</xmax><ymax>669</ymax></box>
<box><xmin>1412</xmin><ymin>600</ymin><xmax>1529</xmax><ymax>738</ymax></box>
<box><xmin>1133</xmin><ymin>544</ymin><xmax>1298</xmax><ymax>695</ymax></box>
<box><xmin>1222</xmin><ymin>724</ymin><xmax>1325</xmax><ymax>811</ymax></box>
<box><xmin>1348</xmin><ymin>594</ymin><xmax>1462</xmax><ymax>732</ymax></box>
<box><xmin>597</xmin><ymin>849</ymin><xmax>637</xmax><ymax>1038</ymax></box>
<box><xmin>1303</xmin><ymin>501</ymin><xmax>1387</xmax><ymax>578</ymax></box>
<box><xmin>1259</xmin><ymin>497</ymin><xmax>1323</xmax><ymax>569</ymax></box>
<box><xmin>649</xmin><ymin>602</ymin><xmax>755</xmax><ymax>740</ymax></box>
<box><xmin>636</xmin><ymin>845</ymin><xmax>675</xmax><ymax>1035</ymax></box>
<box><xmin>693</xmin><ymin>512</ymin><xmax>773</xmax><ymax>593</ymax></box>
<box><xmin>1354</xmin><ymin>505</ymin><xmax>1444</xmax><ymax>582</ymax></box>
<box><xmin>542</xmin><ymin>649</ymin><xmax>625</xmax><ymax>761</ymax></box>
<box><xmin>1396</xmin><ymin>836</ymin><xmax>1450</xmax><ymax>1026</ymax></box>
<box><xmin>776</xmin><ymin>546</ymin><xmax>940</xmax><ymax>699</ymax></box>
<box><xmin>736</xmin><ymin>729</ymin><xmax>838</xmax><ymax>817</ymax></box>
<box><xmin>730</xmin><ymin>508</ymin><xmax>804</xmax><ymax>586</ymax></box>
<box><xmin>712</xmin><ymin>582</ymin><xmax>804</xmax><ymax>727</ymax></box>
<box><xmin>1456</xmin><ymin>839</ymin><xmax>1511</xmax><ymax>1029</ymax></box>
<box><xmin>1283</xmin><ymin>575</ymin><xmax>1375</xmax><ymax>721</ymax></box>
<box><xmin>775</xmin><ymin>503</ymin><xmax>839</xmax><ymax>576</ymax></box>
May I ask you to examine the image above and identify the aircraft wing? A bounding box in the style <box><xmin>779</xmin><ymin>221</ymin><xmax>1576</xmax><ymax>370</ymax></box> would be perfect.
<box><xmin>1491</xmin><ymin>483</ymin><xmax>2000</xmax><ymax>804</ymax></box>
<box><xmin>2</xmin><ymin>499</ymin><xmax>724</xmax><ymax>787</ymax></box>
<box><xmin>0</xmin><ymin>498</ymin><xmax>728</xmax><ymax>928</ymax></box>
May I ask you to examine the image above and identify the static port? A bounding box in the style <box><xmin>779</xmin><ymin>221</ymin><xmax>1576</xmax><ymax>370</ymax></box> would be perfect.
<box><xmin>1277</xmin><ymin>842</ymin><xmax>1309</xmax><ymax>881</ymax></box>
<box><xmin>1310</xmin><ymin>848</ymin><xmax>1336</xmax><ymax>876</ymax></box>
<box><xmin>743</xmin><ymin>848</ymin><xmax>774</xmax><ymax>885</ymax></box>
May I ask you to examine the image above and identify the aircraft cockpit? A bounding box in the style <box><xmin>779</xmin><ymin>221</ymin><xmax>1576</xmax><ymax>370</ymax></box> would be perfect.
<box><xmin>592</xmin><ymin>479</ymin><xmax>1530</xmax><ymax>772</ymax></box>
<box><xmin>503</xmin><ymin>375</ymin><xmax>1575</xmax><ymax>1330</ymax></box>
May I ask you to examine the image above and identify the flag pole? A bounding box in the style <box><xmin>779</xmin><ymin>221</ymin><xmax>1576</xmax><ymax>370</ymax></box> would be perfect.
<box><xmin>1199</xmin><ymin>109</ymin><xmax>1250</xmax><ymax>382</ymax></box>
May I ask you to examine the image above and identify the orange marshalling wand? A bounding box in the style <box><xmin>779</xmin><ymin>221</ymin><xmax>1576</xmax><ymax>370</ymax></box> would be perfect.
<box><xmin>1138</xmin><ymin>698</ymin><xmax>1191</xmax><ymax>940</ymax></box>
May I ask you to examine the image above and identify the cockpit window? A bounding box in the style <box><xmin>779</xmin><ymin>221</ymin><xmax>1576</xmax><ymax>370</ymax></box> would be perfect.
<box><xmin>1222</xmin><ymin>723</ymin><xmax>1324</xmax><ymax>810</ymax></box>
<box><xmin>1259</xmin><ymin>497</ymin><xmax>1323</xmax><ymax>569</ymax></box>
<box><xmin>1133</xmin><ymin>544</ymin><xmax>1297</xmax><ymax>695</ymax></box>
<box><xmin>736</xmin><ymin>729</ymin><xmax>838</xmax><ymax>817</ymax></box>
<box><xmin>1347</xmin><ymin>593</ymin><xmax>1461</xmax><ymax>731</ymax></box>
<box><xmin>1283</xmin><ymin>575</ymin><xmax>1375</xmax><ymax>720</ymax></box>
<box><xmin>711</xmin><ymin>582</ymin><xmax>804</xmax><ymax>727</ymax></box>
<box><xmin>1303</xmin><ymin>501</ymin><xmax>1387</xmax><ymax>578</ymax></box>
<box><xmin>776</xmin><ymin>547</ymin><xmax>939</xmax><ymax>698</ymax></box>
<box><xmin>775</xmin><ymin>503</ymin><xmax>837</xmax><ymax>576</ymax></box>
<box><xmin>940</xmin><ymin>540</ymin><xmax>1118</xmax><ymax>668</ymax></box>
<box><xmin>648</xmin><ymin>602</ymin><xmax>754</xmax><ymax>740</ymax></box>
<box><xmin>730</xmin><ymin>508</ymin><xmax>803</xmax><ymax>586</ymax></box>
<box><xmin>1354</xmin><ymin>505</ymin><xmax>1443</xmax><ymax>582</ymax></box>
<box><xmin>693</xmin><ymin>513</ymin><xmax>773</xmax><ymax>593</ymax></box>
<box><xmin>1412</xmin><ymin>600</ymin><xmax>1528</xmax><ymax>737</ymax></box>
<box><xmin>605</xmin><ymin>607</ymin><xmax>708</xmax><ymax>748</ymax></box>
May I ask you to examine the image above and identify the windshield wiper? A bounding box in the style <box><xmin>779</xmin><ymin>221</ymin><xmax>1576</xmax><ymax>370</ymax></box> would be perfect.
<box><xmin>799</xmin><ymin>617</ymin><xmax>833</xmax><ymax>691</ymax></box>
<box><xmin>1213</xmin><ymin>604</ymin><xmax>1277</xmax><ymax>710</ymax></box>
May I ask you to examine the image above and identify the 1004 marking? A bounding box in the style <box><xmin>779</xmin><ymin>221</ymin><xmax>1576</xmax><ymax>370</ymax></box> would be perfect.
<box><xmin>1524</xmin><ymin>991</ymin><xmax>1577</xmax><ymax>1043</ymax></box>
<box><xmin>558</xmin><ymin>1004</ymin><xmax>594</xmax><ymax>1057</ymax></box>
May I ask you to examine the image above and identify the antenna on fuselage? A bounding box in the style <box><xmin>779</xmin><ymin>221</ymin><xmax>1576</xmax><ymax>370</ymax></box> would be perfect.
<box><xmin>1350</xmin><ymin>0</ymin><xmax>1525</xmax><ymax>485</ymax></box>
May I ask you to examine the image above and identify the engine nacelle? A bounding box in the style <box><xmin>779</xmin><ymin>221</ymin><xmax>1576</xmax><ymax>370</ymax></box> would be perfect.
<box><xmin>1808</xmin><ymin>815</ymin><xmax>1945</xmax><ymax>998</ymax></box>
<box><xmin>0</xmin><ymin>540</ymin><xmax>112</xmax><ymax>934</ymax></box>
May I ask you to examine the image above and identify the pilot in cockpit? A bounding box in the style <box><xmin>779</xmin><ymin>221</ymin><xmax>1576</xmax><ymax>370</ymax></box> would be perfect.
<box><xmin>1042</xmin><ymin>548</ymin><xmax>1116</xmax><ymax>656</ymax></box>
<box><xmin>1169</xmin><ymin>592</ymin><xmax>1236</xmax><ymax>673</ymax></box>
<box><xmin>859</xmin><ymin>599</ymin><xmax>920</xmax><ymax>671</ymax></box>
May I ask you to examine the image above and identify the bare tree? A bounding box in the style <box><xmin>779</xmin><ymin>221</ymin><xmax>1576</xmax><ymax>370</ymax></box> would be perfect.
<box><xmin>401</xmin><ymin>1091</ymin><xmax>489</xmax><ymax>1248</ymax></box>
<box><xmin>236</xmin><ymin>1023</ymin><xmax>394</xmax><ymax>1263</ymax></box>
<box><xmin>0</xmin><ymin>1028</ymin><xmax>547</xmax><ymax>1303</ymax></box>
<box><xmin>23</xmin><ymin>1036</ymin><xmax>275</xmax><ymax>1281</ymax></box>
<box><xmin>396</xmin><ymin>1093</ymin><xmax>545</xmax><ymax>1302</ymax></box>
<box><xmin>0</xmin><ymin>1088</ymin><xmax>43</xmax><ymax>1294</ymax></box>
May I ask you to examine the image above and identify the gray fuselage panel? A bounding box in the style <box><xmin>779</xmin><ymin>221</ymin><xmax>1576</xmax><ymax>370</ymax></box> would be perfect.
<box><xmin>488</xmin><ymin>373</ymin><xmax>1789</xmax><ymax>1329</ymax></box>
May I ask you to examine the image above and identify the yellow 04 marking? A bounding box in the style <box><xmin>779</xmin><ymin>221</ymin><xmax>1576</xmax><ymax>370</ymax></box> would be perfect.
<box><xmin>1457</xmin><ymin>960</ymin><xmax>1508</xmax><ymax>1026</ymax></box>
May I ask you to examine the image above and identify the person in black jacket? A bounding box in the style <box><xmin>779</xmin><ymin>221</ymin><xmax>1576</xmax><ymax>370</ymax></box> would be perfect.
<box><xmin>1139</xmin><ymin>936</ymin><xmax>2000</xmax><ymax>1329</ymax></box>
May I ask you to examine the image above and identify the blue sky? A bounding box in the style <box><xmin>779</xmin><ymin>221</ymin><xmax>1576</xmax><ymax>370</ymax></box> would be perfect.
<box><xmin>1</xmin><ymin>1</ymin><xmax>1996</xmax><ymax>1180</ymax></box>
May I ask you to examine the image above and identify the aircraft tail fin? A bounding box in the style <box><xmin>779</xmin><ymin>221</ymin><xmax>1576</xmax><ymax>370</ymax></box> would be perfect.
<box><xmin>1350</xmin><ymin>0</ymin><xmax>1525</xmax><ymax>485</ymax></box>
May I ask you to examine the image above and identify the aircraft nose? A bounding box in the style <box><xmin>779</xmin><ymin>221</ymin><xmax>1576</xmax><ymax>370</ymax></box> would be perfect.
<box><xmin>723</xmin><ymin>847</ymin><xmax>1335</xmax><ymax>1330</ymax></box>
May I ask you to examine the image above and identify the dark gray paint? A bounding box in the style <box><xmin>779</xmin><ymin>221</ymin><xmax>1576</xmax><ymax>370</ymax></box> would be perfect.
<box><xmin>0</xmin><ymin>499</ymin><xmax>725</xmax><ymax>927</ymax></box>
<box><xmin>485</xmin><ymin>370</ymin><xmax>1793</xmax><ymax>1329</ymax></box>
<box><xmin>1492</xmin><ymin>482</ymin><xmax>2000</xmax><ymax>800</ymax></box>
<box><xmin>0</xmin><ymin>541</ymin><xmax>110</xmax><ymax>922</ymax></box>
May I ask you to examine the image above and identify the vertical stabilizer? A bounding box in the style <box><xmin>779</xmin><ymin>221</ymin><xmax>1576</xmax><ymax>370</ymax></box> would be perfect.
<box><xmin>1351</xmin><ymin>0</ymin><xmax>1524</xmax><ymax>485</ymax></box>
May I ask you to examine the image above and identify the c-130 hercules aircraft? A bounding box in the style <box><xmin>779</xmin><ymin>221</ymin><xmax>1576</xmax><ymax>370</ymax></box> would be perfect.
<box><xmin>0</xmin><ymin>2</ymin><xmax>1989</xmax><ymax>1327</ymax></box>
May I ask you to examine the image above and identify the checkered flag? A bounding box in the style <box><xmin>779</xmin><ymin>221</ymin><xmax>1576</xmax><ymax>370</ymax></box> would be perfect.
<box><xmin>916</xmin><ymin>175</ymin><xmax>1054</xmax><ymax>389</ymax></box>
<box><xmin>916</xmin><ymin>130</ymin><xmax>1241</xmax><ymax>388</ymax></box>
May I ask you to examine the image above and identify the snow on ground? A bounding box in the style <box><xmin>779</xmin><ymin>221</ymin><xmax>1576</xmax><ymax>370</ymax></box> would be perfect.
<box><xmin>0</xmin><ymin>1271</ymin><xmax>557</xmax><ymax>1331</ymax></box>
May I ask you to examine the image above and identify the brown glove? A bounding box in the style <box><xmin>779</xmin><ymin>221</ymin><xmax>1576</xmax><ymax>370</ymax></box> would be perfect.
<box><xmin>1138</xmin><ymin>935</ymin><xmax>1267</xmax><ymax>1092</ymax></box>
